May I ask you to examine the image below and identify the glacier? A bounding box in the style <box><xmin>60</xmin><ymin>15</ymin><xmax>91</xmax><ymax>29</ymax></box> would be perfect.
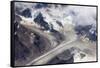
<box><xmin>13</xmin><ymin>2</ymin><xmax>97</xmax><ymax>66</ymax></box>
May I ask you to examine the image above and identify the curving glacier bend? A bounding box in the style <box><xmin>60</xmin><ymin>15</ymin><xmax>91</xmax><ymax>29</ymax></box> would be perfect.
<box><xmin>14</xmin><ymin>2</ymin><xmax>97</xmax><ymax>66</ymax></box>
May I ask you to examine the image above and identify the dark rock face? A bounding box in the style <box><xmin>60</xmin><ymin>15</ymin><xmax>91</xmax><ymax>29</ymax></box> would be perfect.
<box><xmin>57</xmin><ymin>49</ymin><xmax>73</xmax><ymax>61</ymax></box>
<box><xmin>75</xmin><ymin>25</ymin><xmax>97</xmax><ymax>41</ymax></box>
<box><xmin>14</xmin><ymin>22</ymin><xmax>19</xmax><ymax>32</ymax></box>
<box><xmin>15</xmin><ymin>7</ymin><xmax>22</xmax><ymax>15</ymax></box>
<box><xmin>21</xmin><ymin>8</ymin><xmax>32</xmax><ymax>18</ymax></box>
<box><xmin>35</xmin><ymin>3</ymin><xmax>48</xmax><ymax>9</ymax></box>
<box><xmin>75</xmin><ymin>25</ymin><xmax>92</xmax><ymax>35</ymax></box>
<box><xmin>50</xmin><ymin>29</ymin><xmax>65</xmax><ymax>43</ymax></box>
<box><xmin>80</xmin><ymin>53</ymin><xmax>86</xmax><ymax>59</ymax></box>
<box><xmin>47</xmin><ymin>57</ymin><xmax>73</xmax><ymax>65</ymax></box>
<box><xmin>14</xmin><ymin>25</ymin><xmax>31</xmax><ymax>61</ymax></box>
<box><xmin>33</xmin><ymin>33</ymin><xmax>51</xmax><ymax>53</ymax></box>
<box><xmin>15</xmin><ymin>15</ymin><xmax>22</xmax><ymax>23</ymax></box>
<box><xmin>14</xmin><ymin>34</ymin><xmax>30</xmax><ymax>60</ymax></box>
<box><xmin>34</xmin><ymin>12</ymin><xmax>50</xmax><ymax>30</ymax></box>
<box><xmin>47</xmin><ymin>49</ymin><xmax>74</xmax><ymax>64</ymax></box>
<box><xmin>56</xmin><ymin>20</ymin><xmax>63</xmax><ymax>27</ymax></box>
<box><xmin>87</xmin><ymin>30</ymin><xmax>97</xmax><ymax>41</ymax></box>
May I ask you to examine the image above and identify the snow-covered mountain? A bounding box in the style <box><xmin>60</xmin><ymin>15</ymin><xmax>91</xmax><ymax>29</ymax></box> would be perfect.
<box><xmin>14</xmin><ymin>2</ymin><xmax>97</xmax><ymax>66</ymax></box>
